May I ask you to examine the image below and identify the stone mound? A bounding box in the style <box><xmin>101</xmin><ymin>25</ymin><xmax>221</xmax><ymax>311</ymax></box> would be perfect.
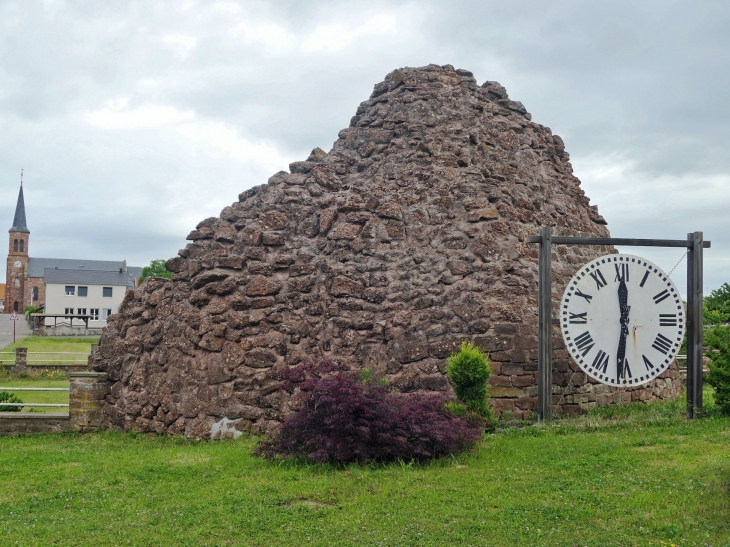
<box><xmin>89</xmin><ymin>64</ymin><xmax>680</xmax><ymax>439</ymax></box>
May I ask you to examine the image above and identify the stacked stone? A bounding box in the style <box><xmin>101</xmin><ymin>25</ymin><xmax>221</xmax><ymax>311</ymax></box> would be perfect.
<box><xmin>89</xmin><ymin>64</ymin><xmax>680</xmax><ymax>439</ymax></box>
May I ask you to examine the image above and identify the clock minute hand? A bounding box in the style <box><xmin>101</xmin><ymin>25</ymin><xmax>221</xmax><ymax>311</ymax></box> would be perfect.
<box><xmin>616</xmin><ymin>278</ymin><xmax>630</xmax><ymax>382</ymax></box>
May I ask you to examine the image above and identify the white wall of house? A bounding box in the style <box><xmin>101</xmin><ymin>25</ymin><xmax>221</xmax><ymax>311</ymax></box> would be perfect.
<box><xmin>44</xmin><ymin>282</ymin><xmax>128</xmax><ymax>327</ymax></box>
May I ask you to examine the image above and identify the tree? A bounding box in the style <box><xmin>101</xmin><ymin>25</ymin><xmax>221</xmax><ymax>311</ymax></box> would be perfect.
<box><xmin>24</xmin><ymin>305</ymin><xmax>41</xmax><ymax>320</ymax></box>
<box><xmin>705</xmin><ymin>326</ymin><xmax>730</xmax><ymax>415</ymax></box>
<box><xmin>140</xmin><ymin>259</ymin><xmax>173</xmax><ymax>283</ymax></box>
<box><xmin>704</xmin><ymin>283</ymin><xmax>730</xmax><ymax>325</ymax></box>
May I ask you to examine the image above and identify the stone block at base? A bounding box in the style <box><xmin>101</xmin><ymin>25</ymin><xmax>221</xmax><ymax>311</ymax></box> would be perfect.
<box><xmin>69</xmin><ymin>372</ymin><xmax>110</xmax><ymax>432</ymax></box>
<box><xmin>0</xmin><ymin>412</ymin><xmax>70</xmax><ymax>436</ymax></box>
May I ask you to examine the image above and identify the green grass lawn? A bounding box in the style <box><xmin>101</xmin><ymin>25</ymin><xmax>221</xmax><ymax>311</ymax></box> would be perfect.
<box><xmin>0</xmin><ymin>396</ymin><xmax>728</xmax><ymax>546</ymax></box>
<box><xmin>0</xmin><ymin>336</ymin><xmax>93</xmax><ymax>412</ymax></box>
<box><xmin>0</xmin><ymin>378</ymin><xmax>69</xmax><ymax>412</ymax></box>
<box><xmin>1</xmin><ymin>336</ymin><xmax>99</xmax><ymax>366</ymax></box>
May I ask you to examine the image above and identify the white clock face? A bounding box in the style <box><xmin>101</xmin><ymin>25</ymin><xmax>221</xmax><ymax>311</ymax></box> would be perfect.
<box><xmin>13</xmin><ymin>261</ymin><xmax>21</xmax><ymax>268</ymax></box>
<box><xmin>560</xmin><ymin>254</ymin><xmax>685</xmax><ymax>387</ymax></box>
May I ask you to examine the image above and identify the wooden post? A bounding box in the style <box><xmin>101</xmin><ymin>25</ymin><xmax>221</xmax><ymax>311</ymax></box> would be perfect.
<box><xmin>686</xmin><ymin>231</ymin><xmax>704</xmax><ymax>418</ymax></box>
<box><xmin>538</xmin><ymin>227</ymin><xmax>553</xmax><ymax>421</ymax></box>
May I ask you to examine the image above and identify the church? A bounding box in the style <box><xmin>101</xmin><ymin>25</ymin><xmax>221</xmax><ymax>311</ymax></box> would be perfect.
<box><xmin>5</xmin><ymin>183</ymin><xmax>142</xmax><ymax>320</ymax></box>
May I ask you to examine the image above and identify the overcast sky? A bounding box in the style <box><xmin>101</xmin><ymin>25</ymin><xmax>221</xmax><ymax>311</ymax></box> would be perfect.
<box><xmin>1</xmin><ymin>0</ymin><xmax>728</xmax><ymax>297</ymax></box>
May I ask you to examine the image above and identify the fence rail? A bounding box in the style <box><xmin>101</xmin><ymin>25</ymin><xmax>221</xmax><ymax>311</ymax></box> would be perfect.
<box><xmin>26</xmin><ymin>360</ymin><xmax>88</xmax><ymax>363</ymax></box>
<box><xmin>0</xmin><ymin>385</ymin><xmax>70</xmax><ymax>410</ymax></box>
<box><xmin>0</xmin><ymin>352</ymin><xmax>88</xmax><ymax>355</ymax></box>
<box><xmin>676</xmin><ymin>354</ymin><xmax>712</xmax><ymax>374</ymax></box>
<box><xmin>0</xmin><ymin>363</ymin><xmax>90</xmax><ymax>366</ymax></box>
<box><xmin>0</xmin><ymin>348</ymin><xmax>90</xmax><ymax>369</ymax></box>
<box><xmin>0</xmin><ymin>403</ymin><xmax>68</xmax><ymax>407</ymax></box>
<box><xmin>0</xmin><ymin>387</ymin><xmax>69</xmax><ymax>391</ymax></box>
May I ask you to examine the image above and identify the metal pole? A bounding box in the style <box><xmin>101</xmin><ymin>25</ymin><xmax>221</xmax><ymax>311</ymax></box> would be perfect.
<box><xmin>13</xmin><ymin>319</ymin><xmax>16</xmax><ymax>344</ymax></box>
<box><xmin>537</xmin><ymin>226</ymin><xmax>553</xmax><ymax>421</ymax></box>
<box><xmin>686</xmin><ymin>231</ymin><xmax>704</xmax><ymax>418</ymax></box>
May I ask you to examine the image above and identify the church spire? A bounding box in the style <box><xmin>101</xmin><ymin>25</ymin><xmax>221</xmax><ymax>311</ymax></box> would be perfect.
<box><xmin>10</xmin><ymin>178</ymin><xmax>29</xmax><ymax>233</ymax></box>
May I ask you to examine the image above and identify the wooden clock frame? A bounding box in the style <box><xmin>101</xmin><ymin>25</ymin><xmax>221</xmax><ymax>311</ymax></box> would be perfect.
<box><xmin>528</xmin><ymin>229</ymin><xmax>710</xmax><ymax>422</ymax></box>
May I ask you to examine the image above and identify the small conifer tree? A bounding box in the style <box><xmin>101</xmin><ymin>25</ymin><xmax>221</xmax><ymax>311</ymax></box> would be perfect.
<box><xmin>446</xmin><ymin>341</ymin><xmax>492</xmax><ymax>418</ymax></box>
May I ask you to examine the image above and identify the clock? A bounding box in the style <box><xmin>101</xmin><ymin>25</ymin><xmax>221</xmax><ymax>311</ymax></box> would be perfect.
<box><xmin>559</xmin><ymin>254</ymin><xmax>685</xmax><ymax>387</ymax></box>
<box><xmin>13</xmin><ymin>261</ymin><xmax>22</xmax><ymax>268</ymax></box>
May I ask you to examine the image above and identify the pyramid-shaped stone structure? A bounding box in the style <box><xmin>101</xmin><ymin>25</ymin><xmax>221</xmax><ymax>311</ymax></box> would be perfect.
<box><xmin>90</xmin><ymin>65</ymin><xmax>680</xmax><ymax>438</ymax></box>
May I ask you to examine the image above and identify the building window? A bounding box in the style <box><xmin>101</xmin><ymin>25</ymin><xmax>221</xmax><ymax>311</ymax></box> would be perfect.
<box><xmin>102</xmin><ymin>309</ymin><xmax>112</xmax><ymax>320</ymax></box>
<box><xmin>77</xmin><ymin>308</ymin><xmax>87</xmax><ymax>316</ymax></box>
<box><xmin>78</xmin><ymin>286</ymin><xmax>88</xmax><ymax>297</ymax></box>
<box><xmin>65</xmin><ymin>286</ymin><xmax>75</xmax><ymax>296</ymax></box>
<box><xmin>13</xmin><ymin>239</ymin><xmax>17</xmax><ymax>252</ymax></box>
<box><xmin>103</xmin><ymin>287</ymin><xmax>113</xmax><ymax>297</ymax></box>
<box><xmin>90</xmin><ymin>309</ymin><xmax>99</xmax><ymax>320</ymax></box>
<box><xmin>64</xmin><ymin>307</ymin><xmax>73</xmax><ymax>315</ymax></box>
<box><xmin>14</xmin><ymin>278</ymin><xmax>19</xmax><ymax>288</ymax></box>
<box><xmin>19</xmin><ymin>240</ymin><xmax>23</xmax><ymax>252</ymax></box>
<box><xmin>32</xmin><ymin>287</ymin><xmax>38</xmax><ymax>301</ymax></box>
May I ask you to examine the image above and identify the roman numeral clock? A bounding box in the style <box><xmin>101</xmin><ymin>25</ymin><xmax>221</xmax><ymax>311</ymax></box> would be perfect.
<box><xmin>530</xmin><ymin>228</ymin><xmax>709</xmax><ymax>422</ymax></box>
<box><xmin>560</xmin><ymin>255</ymin><xmax>685</xmax><ymax>386</ymax></box>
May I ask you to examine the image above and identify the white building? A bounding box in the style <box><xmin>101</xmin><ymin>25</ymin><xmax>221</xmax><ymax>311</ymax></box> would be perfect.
<box><xmin>44</xmin><ymin>269</ymin><xmax>132</xmax><ymax>328</ymax></box>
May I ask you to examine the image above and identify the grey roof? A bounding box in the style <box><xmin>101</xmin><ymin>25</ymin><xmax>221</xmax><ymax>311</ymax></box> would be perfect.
<box><xmin>10</xmin><ymin>184</ymin><xmax>29</xmax><ymax>233</ymax></box>
<box><xmin>29</xmin><ymin>258</ymin><xmax>142</xmax><ymax>288</ymax></box>
<box><xmin>44</xmin><ymin>268</ymin><xmax>134</xmax><ymax>286</ymax></box>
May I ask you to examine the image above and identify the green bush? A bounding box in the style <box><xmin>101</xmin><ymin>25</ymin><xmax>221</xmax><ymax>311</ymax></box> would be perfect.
<box><xmin>140</xmin><ymin>259</ymin><xmax>173</xmax><ymax>283</ymax></box>
<box><xmin>24</xmin><ymin>305</ymin><xmax>41</xmax><ymax>319</ymax></box>
<box><xmin>0</xmin><ymin>391</ymin><xmax>23</xmax><ymax>412</ymax></box>
<box><xmin>446</xmin><ymin>341</ymin><xmax>492</xmax><ymax>418</ymax></box>
<box><xmin>705</xmin><ymin>325</ymin><xmax>730</xmax><ymax>415</ymax></box>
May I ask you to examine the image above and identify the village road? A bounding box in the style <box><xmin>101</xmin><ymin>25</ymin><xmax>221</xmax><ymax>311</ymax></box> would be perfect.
<box><xmin>0</xmin><ymin>315</ymin><xmax>31</xmax><ymax>349</ymax></box>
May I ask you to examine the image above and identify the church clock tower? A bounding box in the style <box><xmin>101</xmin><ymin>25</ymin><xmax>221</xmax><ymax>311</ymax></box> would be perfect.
<box><xmin>6</xmin><ymin>181</ymin><xmax>29</xmax><ymax>314</ymax></box>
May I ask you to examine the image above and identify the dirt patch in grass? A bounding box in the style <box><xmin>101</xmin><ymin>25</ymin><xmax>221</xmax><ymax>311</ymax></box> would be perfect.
<box><xmin>170</xmin><ymin>455</ymin><xmax>211</xmax><ymax>466</ymax></box>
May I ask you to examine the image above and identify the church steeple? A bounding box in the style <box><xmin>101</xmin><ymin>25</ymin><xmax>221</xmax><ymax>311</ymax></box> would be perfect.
<box><xmin>10</xmin><ymin>182</ymin><xmax>29</xmax><ymax>233</ymax></box>
<box><xmin>6</xmin><ymin>174</ymin><xmax>29</xmax><ymax>313</ymax></box>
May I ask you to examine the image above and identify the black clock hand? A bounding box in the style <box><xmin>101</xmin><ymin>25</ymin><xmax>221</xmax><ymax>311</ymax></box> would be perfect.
<box><xmin>617</xmin><ymin>278</ymin><xmax>630</xmax><ymax>382</ymax></box>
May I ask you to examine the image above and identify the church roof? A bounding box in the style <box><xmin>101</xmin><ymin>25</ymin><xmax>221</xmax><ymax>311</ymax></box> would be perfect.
<box><xmin>10</xmin><ymin>184</ymin><xmax>29</xmax><ymax>233</ymax></box>
<box><xmin>28</xmin><ymin>257</ymin><xmax>142</xmax><ymax>288</ymax></box>
<box><xmin>44</xmin><ymin>268</ymin><xmax>134</xmax><ymax>287</ymax></box>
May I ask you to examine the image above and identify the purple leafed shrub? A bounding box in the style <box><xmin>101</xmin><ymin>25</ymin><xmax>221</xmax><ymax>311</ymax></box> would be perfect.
<box><xmin>255</xmin><ymin>359</ymin><xmax>484</xmax><ymax>464</ymax></box>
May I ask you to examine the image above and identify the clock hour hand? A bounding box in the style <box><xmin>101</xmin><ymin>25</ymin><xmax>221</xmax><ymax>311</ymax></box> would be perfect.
<box><xmin>617</xmin><ymin>278</ymin><xmax>630</xmax><ymax>382</ymax></box>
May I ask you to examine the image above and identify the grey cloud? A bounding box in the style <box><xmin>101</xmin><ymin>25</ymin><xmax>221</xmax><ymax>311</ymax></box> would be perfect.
<box><xmin>0</xmin><ymin>0</ymin><xmax>728</xmax><ymax>294</ymax></box>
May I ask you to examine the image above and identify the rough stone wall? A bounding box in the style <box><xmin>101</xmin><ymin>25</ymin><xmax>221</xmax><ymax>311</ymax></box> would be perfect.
<box><xmin>89</xmin><ymin>64</ymin><xmax>681</xmax><ymax>439</ymax></box>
